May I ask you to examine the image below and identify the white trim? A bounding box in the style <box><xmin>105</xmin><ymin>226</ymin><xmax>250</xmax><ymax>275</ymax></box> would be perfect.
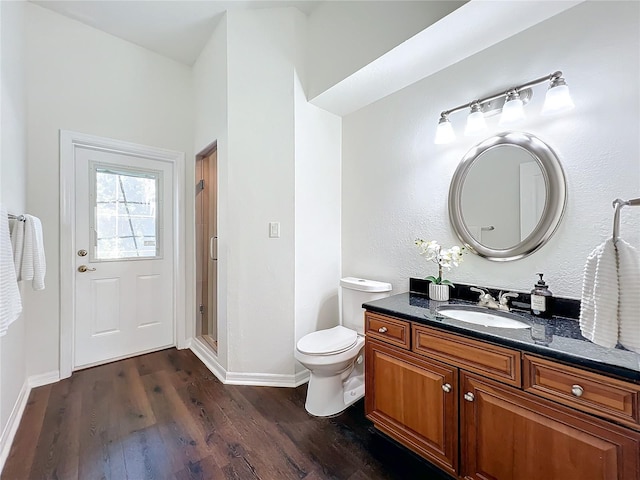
<box><xmin>28</xmin><ymin>370</ymin><xmax>60</xmax><ymax>388</ymax></box>
<box><xmin>190</xmin><ymin>338</ymin><xmax>226</xmax><ymax>383</ymax></box>
<box><xmin>59</xmin><ymin>130</ymin><xmax>186</xmax><ymax>379</ymax></box>
<box><xmin>0</xmin><ymin>370</ymin><xmax>61</xmax><ymax>474</ymax></box>
<box><xmin>294</xmin><ymin>369</ymin><xmax>311</xmax><ymax>387</ymax></box>
<box><xmin>190</xmin><ymin>338</ymin><xmax>309</xmax><ymax>387</ymax></box>
<box><xmin>226</xmin><ymin>371</ymin><xmax>309</xmax><ymax>388</ymax></box>
<box><xmin>0</xmin><ymin>380</ymin><xmax>29</xmax><ymax>473</ymax></box>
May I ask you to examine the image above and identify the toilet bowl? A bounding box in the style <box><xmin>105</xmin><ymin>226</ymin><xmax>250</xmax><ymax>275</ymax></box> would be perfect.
<box><xmin>295</xmin><ymin>277</ymin><xmax>391</xmax><ymax>417</ymax></box>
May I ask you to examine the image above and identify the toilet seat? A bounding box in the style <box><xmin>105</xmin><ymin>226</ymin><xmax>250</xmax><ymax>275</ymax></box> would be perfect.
<box><xmin>297</xmin><ymin>326</ymin><xmax>358</xmax><ymax>356</ymax></box>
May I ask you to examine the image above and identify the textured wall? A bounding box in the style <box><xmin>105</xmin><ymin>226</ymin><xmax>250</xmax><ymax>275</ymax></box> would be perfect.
<box><xmin>342</xmin><ymin>2</ymin><xmax>640</xmax><ymax>299</ymax></box>
<box><xmin>25</xmin><ymin>3</ymin><xmax>193</xmax><ymax>376</ymax></box>
<box><xmin>294</xmin><ymin>74</ymin><xmax>342</xmax><ymax>374</ymax></box>
<box><xmin>0</xmin><ymin>0</ymin><xmax>27</xmax><ymax>462</ymax></box>
<box><xmin>225</xmin><ymin>8</ymin><xmax>298</xmax><ymax>374</ymax></box>
<box><xmin>192</xmin><ymin>16</ymin><xmax>229</xmax><ymax>369</ymax></box>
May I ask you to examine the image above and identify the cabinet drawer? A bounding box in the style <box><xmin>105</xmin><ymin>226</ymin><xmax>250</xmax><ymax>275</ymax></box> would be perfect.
<box><xmin>413</xmin><ymin>324</ymin><xmax>521</xmax><ymax>387</ymax></box>
<box><xmin>524</xmin><ymin>355</ymin><xmax>640</xmax><ymax>430</ymax></box>
<box><xmin>365</xmin><ymin>312</ymin><xmax>410</xmax><ymax>349</ymax></box>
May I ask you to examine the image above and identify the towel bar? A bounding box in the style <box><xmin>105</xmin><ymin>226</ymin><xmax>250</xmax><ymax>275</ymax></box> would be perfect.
<box><xmin>612</xmin><ymin>197</ymin><xmax>640</xmax><ymax>242</ymax></box>
<box><xmin>7</xmin><ymin>213</ymin><xmax>25</xmax><ymax>222</ymax></box>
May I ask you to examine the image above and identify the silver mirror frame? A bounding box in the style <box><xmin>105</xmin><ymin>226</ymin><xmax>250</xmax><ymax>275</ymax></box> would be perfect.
<box><xmin>449</xmin><ymin>132</ymin><xmax>567</xmax><ymax>261</ymax></box>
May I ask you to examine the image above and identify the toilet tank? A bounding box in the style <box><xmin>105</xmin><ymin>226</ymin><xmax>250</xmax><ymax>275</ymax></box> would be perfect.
<box><xmin>340</xmin><ymin>277</ymin><xmax>392</xmax><ymax>334</ymax></box>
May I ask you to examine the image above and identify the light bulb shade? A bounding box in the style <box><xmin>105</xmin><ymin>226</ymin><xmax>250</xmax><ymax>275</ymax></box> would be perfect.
<box><xmin>499</xmin><ymin>96</ymin><xmax>525</xmax><ymax>125</ymax></box>
<box><xmin>541</xmin><ymin>83</ymin><xmax>574</xmax><ymax>115</ymax></box>
<box><xmin>434</xmin><ymin>117</ymin><xmax>455</xmax><ymax>144</ymax></box>
<box><xmin>464</xmin><ymin>110</ymin><xmax>487</xmax><ymax>136</ymax></box>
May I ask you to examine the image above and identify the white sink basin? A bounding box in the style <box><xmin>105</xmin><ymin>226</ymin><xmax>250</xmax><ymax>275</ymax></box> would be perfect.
<box><xmin>437</xmin><ymin>305</ymin><xmax>531</xmax><ymax>329</ymax></box>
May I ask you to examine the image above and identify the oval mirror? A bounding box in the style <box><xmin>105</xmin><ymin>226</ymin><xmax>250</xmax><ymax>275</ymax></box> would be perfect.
<box><xmin>449</xmin><ymin>132</ymin><xmax>566</xmax><ymax>261</ymax></box>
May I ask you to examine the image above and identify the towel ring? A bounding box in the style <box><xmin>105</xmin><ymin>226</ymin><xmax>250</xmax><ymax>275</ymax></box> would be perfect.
<box><xmin>612</xmin><ymin>197</ymin><xmax>640</xmax><ymax>242</ymax></box>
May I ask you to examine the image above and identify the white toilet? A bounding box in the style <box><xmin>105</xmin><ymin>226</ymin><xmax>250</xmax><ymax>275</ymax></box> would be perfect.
<box><xmin>295</xmin><ymin>277</ymin><xmax>392</xmax><ymax>417</ymax></box>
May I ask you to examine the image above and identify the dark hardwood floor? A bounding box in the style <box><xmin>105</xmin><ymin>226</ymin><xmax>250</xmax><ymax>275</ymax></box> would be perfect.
<box><xmin>2</xmin><ymin>348</ymin><xmax>450</xmax><ymax>480</ymax></box>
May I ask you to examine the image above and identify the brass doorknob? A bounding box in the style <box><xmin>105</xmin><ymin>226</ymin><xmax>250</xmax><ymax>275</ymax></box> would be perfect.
<box><xmin>77</xmin><ymin>265</ymin><xmax>96</xmax><ymax>272</ymax></box>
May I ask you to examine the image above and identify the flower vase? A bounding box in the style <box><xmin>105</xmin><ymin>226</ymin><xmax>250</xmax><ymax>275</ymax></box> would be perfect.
<box><xmin>429</xmin><ymin>283</ymin><xmax>450</xmax><ymax>302</ymax></box>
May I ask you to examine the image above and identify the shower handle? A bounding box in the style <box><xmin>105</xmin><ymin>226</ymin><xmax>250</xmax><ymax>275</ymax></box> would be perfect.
<box><xmin>210</xmin><ymin>236</ymin><xmax>218</xmax><ymax>261</ymax></box>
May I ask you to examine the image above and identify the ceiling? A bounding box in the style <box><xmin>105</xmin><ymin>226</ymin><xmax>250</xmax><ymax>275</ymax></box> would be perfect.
<box><xmin>30</xmin><ymin>0</ymin><xmax>584</xmax><ymax>116</ymax></box>
<box><xmin>31</xmin><ymin>0</ymin><xmax>322</xmax><ymax>65</ymax></box>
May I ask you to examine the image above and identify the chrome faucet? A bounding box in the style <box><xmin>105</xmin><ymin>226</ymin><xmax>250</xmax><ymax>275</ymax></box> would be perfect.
<box><xmin>498</xmin><ymin>291</ymin><xmax>519</xmax><ymax>311</ymax></box>
<box><xmin>470</xmin><ymin>287</ymin><xmax>500</xmax><ymax>309</ymax></box>
<box><xmin>470</xmin><ymin>287</ymin><xmax>519</xmax><ymax>312</ymax></box>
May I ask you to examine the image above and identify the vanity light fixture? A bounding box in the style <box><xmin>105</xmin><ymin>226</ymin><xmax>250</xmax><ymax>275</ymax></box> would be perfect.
<box><xmin>499</xmin><ymin>90</ymin><xmax>526</xmax><ymax>125</ymax></box>
<box><xmin>464</xmin><ymin>102</ymin><xmax>488</xmax><ymax>136</ymax></box>
<box><xmin>435</xmin><ymin>71</ymin><xmax>574</xmax><ymax>144</ymax></box>
<box><xmin>435</xmin><ymin>114</ymin><xmax>456</xmax><ymax>144</ymax></box>
<box><xmin>541</xmin><ymin>76</ymin><xmax>575</xmax><ymax>115</ymax></box>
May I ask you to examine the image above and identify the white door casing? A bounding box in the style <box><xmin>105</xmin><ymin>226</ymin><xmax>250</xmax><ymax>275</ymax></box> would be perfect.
<box><xmin>60</xmin><ymin>131</ymin><xmax>185</xmax><ymax>378</ymax></box>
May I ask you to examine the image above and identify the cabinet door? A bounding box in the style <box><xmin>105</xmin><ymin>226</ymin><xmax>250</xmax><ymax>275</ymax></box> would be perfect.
<box><xmin>460</xmin><ymin>372</ymin><xmax>640</xmax><ymax>480</ymax></box>
<box><xmin>365</xmin><ymin>338</ymin><xmax>458</xmax><ymax>475</ymax></box>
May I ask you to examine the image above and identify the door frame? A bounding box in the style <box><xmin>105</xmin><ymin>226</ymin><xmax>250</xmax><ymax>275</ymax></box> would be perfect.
<box><xmin>59</xmin><ymin>130</ymin><xmax>186</xmax><ymax>379</ymax></box>
<box><xmin>193</xmin><ymin>141</ymin><xmax>218</xmax><ymax>344</ymax></box>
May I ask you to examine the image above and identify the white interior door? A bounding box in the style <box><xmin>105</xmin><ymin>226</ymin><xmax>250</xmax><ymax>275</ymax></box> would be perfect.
<box><xmin>74</xmin><ymin>147</ymin><xmax>174</xmax><ymax>368</ymax></box>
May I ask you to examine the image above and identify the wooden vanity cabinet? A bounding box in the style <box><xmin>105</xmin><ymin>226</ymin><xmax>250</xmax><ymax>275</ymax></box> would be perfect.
<box><xmin>365</xmin><ymin>338</ymin><xmax>459</xmax><ymax>476</ymax></box>
<box><xmin>460</xmin><ymin>372</ymin><xmax>640</xmax><ymax>480</ymax></box>
<box><xmin>364</xmin><ymin>311</ymin><xmax>640</xmax><ymax>480</ymax></box>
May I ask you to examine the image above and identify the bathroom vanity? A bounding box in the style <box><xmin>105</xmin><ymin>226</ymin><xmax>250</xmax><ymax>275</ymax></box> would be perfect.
<box><xmin>363</xmin><ymin>292</ymin><xmax>640</xmax><ymax>480</ymax></box>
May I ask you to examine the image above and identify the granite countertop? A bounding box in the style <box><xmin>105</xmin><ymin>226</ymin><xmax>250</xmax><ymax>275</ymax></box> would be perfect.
<box><xmin>363</xmin><ymin>292</ymin><xmax>640</xmax><ymax>382</ymax></box>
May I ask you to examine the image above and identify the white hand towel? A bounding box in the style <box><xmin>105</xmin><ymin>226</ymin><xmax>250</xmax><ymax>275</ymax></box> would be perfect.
<box><xmin>10</xmin><ymin>216</ymin><xmax>25</xmax><ymax>277</ymax></box>
<box><xmin>617</xmin><ymin>240</ymin><xmax>640</xmax><ymax>353</ymax></box>
<box><xmin>0</xmin><ymin>207</ymin><xmax>23</xmax><ymax>336</ymax></box>
<box><xmin>20</xmin><ymin>214</ymin><xmax>46</xmax><ymax>290</ymax></box>
<box><xmin>579</xmin><ymin>239</ymin><xmax>619</xmax><ymax>348</ymax></box>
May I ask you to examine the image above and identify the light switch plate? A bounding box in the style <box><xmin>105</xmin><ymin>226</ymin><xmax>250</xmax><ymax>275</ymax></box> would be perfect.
<box><xmin>269</xmin><ymin>222</ymin><xmax>280</xmax><ymax>238</ymax></box>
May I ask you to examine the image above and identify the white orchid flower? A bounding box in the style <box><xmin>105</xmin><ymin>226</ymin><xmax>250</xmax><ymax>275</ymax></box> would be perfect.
<box><xmin>415</xmin><ymin>238</ymin><xmax>465</xmax><ymax>286</ymax></box>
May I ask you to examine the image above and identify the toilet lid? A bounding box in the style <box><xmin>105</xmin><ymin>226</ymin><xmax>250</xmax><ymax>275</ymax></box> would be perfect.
<box><xmin>297</xmin><ymin>326</ymin><xmax>358</xmax><ymax>355</ymax></box>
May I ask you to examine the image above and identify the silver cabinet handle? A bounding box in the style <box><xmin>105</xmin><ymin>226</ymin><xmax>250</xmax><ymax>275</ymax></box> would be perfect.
<box><xmin>77</xmin><ymin>265</ymin><xmax>96</xmax><ymax>272</ymax></box>
<box><xmin>571</xmin><ymin>385</ymin><xmax>584</xmax><ymax>397</ymax></box>
<box><xmin>464</xmin><ymin>392</ymin><xmax>475</xmax><ymax>402</ymax></box>
<box><xmin>441</xmin><ymin>383</ymin><xmax>452</xmax><ymax>393</ymax></box>
<box><xmin>378</xmin><ymin>327</ymin><xmax>388</xmax><ymax>333</ymax></box>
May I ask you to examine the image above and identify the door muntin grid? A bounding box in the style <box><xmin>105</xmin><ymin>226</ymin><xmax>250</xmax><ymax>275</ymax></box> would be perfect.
<box><xmin>89</xmin><ymin>162</ymin><xmax>163</xmax><ymax>262</ymax></box>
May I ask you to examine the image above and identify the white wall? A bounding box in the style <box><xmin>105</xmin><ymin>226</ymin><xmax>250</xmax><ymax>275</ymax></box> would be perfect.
<box><xmin>192</xmin><ymin>16</ymin><xmax>229</xmax><ymax>369</ymax></box>
<box><xmin>224</xmin><ymin>8</ymin><xmax>299</xmax><ymax>375</ymax></box>
<box><xmin>24</xmin><ymin>3</ymin><xmax>193</xmax><ymax>376</ymax></box>
<box><xmin>0</xmin><ymin>0</ymin><xmax>27</xmax><ymax>462</ymax></box>
<box><xmin>293</xmin><ymin>74</ymin><xmax>342</xmax><ymax>374</ymax></box>
<box><xmin>305</xmin><ymin>1</ymin><xmax>465</xmax><ymax>100</ymax></box>
<box><xmin>192</xmin><ymin>8</ymin><xmax>343</xmax><ymax>379</ymax></box>
<box><xmin>342</xmin><ymin>1</ymin><xmax>640</xmax><ymax>299</ymax></box>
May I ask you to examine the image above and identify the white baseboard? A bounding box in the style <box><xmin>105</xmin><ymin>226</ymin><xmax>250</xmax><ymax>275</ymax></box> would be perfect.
<box><xmin>190</xmin><ymin>338</ymin><xmax>227</xmax><ymax>383</ymax></box>
<box><xmin>294</xmin><ymin>369</ymin><xmax>310</xmax><ymax>387</ymax></box>
<box><xmin>224</xmin><ymin>371</ymin><xmax>298</xmax><ymax>387</ymax></box>
<box><xmin>190</xmin><ymin>339</ymin><xmax>310</xmax><ymax>387</ymax></box>
<box><xmin>0</xmin><ymin>380</ymin><xmax>30</xmax><ymax>474</ymax></box>
<box><xmin>28</xmin><ymin>370</ymin><xmax>60</xmax><ymax>388</ymax></box>
<box><xmin>0</xmin><ymin>370</ymin><xmax>61</xmax><ymax>475</ymax></box>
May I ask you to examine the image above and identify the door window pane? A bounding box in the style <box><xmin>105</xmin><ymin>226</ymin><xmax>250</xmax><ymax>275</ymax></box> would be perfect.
<box><xmin>93</xmin><ymin>165</ymin><xmax>161</xmax><ymax>260</ymax></box>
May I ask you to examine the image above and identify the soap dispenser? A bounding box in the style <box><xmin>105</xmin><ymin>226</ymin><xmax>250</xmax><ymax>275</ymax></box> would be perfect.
<box><xmin>530</xmin><ymin>273</ymin><xmax>553</xmax><ymax>319</ymax></box>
